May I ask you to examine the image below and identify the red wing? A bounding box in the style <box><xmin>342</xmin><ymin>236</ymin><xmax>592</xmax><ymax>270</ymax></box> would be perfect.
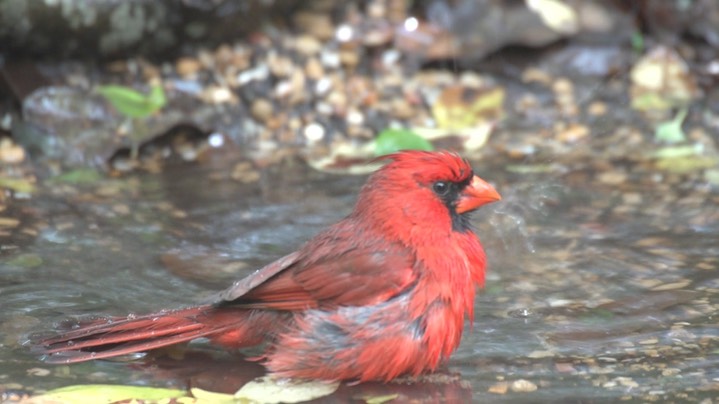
<box><xmin>216</xmin><ymin>238</ymin><xmax>418</xmax><ymax>310</ymax></box>
<box><xmin>217</xmin><ymin>251</ymin><xmax>301</xmax><ymax>302</ymax></box>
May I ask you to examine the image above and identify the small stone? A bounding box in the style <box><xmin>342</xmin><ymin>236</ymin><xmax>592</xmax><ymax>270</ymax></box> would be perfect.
<box><xmin>320</xmin><ymin>50</ymin><xmax>341</xmax><ymax>69</ymax></box>
<box><xmin>112</xmin><ymin>204</ymin><xmax>131</xmax><ymax>215</ymax></box>
<box><xmin>251</xmin><ymin>99</ymin><xmax>274</xmax><ymax>123</ymax></box>
<box><xmin>363</xmin><ymin>29</ymin><xmax>392</xmax><ymax>47</ymax></box>
<box><xmin>597</xmin><ymin>170</ymin><xmax>627</xmax><ymax>185</ymax></box>
<box><xmin>662</xmin><ymin>368</ymin><xmax>680</xmax><ymax>376</ymax></box>
<box><xmin>622</xmin><ymin>192</ymin><xmax>643</xmax><ymax>204</ymax></box>
<box><xmin>697</xmin><ymin>261</ymin><xmax>715</xmax><ymax>270</ymax></box>
<box><xmin>488</xmin><ymin>382</ymin><xmax>509</xmax><ymax>394</ymax></box>
<box><xmin>202</xmin><ymin>86</ymin><xmax>235</xmax><ymax>104</ymax></box>
<box><xmin>231</xmin><ymin>162</ymin><xmax>261</xmax><ymax>183</ymax></box>
<box><xmin>504</xmin><ymin>143</ymin><xmax>537</xmax><ymax>159</ymax></box>
<box><xmin>587</xmin><ymin>101</ymin><xmax>608</xmax><ymax>116</ymax></box>
<box><xmin>391</xmin><ymin>98</ymin><xmax>414</xmax><ymax>119</ymax></box>
<box><xmin>305</xmin><ymin>58</ymin><xmax>325</xmax><ymax>80</ymax></box>
<box><xmin>510</xmin><ymin>379</ymin><xmax>538</xmax><ymax>393</ymax></box>
<box><xmin>176</xmin><ymin>57</ymin><xmax>202</xmax><ymax>77</ymax></box>
<box><xmin>0</xmin><ymin>217</ymin><xmax>20</xmax><ymax>228</ymax></box>
<box><xmin>294</xmin><ymin>35</ymin><xmax>322</xmax><ymax>55</ymax></box>
<box><xmin>26</xmin><ymin>367</ymin><xmax>51</xmax><ymax>377</ymax></box>
<box><xmin>197</xmin><ymin>49</ymin><xmax>214</xmax><ymax>69</ymax></box>
<box><xmin>303</xmin><ymin>123</ymin><xmax>326</xmax><ymax>143</ymax></box>
<box><xmin>522</xmin><ymin>67</ymin><xmax>553</xmax><ymax>85</ymax></box>
<box><xmin>556</xmin><ymin>123</ymin><xmax>589</xmax><ymax>143</ymax></box>
<box><xmin>293</xmin><ymin>11</ymin><xmax>335</xmax><ymax>40</ymax></box>
<box><xmin>527</xmin><ymin>350</ymin><xmax>555</xmax><ymax>358</ymax></box>
<box><xmin>367</xmin><ymin>0</ymin><xmax>386</xmax><ymax>18</ymax></box>
<box><xmin>346</xmin><ymin>109</ymin><xmax>364</xmax><ymax>126</ymax></box>
<box><xmin>339</xmin><ymin>48</ymin><xmax>361</xmax><ymax>69</ymax></box>
<box><xmin>327</xmin><ymin>91</ymin><xmax>348</xmax><ymax>112</ymax></box>
<box><xmin>0</xmin><ymin>138</ymin><xmax>25</xmax><ymax>163</ymax></box>
<box><xmin>314</xmin><ymin>77</ymin><xmax>333</xmax><ymax>96</ymax></box>
<box><xmin>268</xmin><ymin>53</ymin><xmax>294</xmax><ymax>78</ymax></box>
<box><xmin>553</xmin><ymin>77</ymin><xmax>574</xmax><ymax>95</ymax></box>
<box><xmin>616</xmin><ymin>377</ymin><xmax>639</xmax><ymax>388</ymax></box>
<box><xmin>639</xmin><ymin>338</ymin><xmax>659</xmax><ymax>345</ymax></box>
<box><xmin>555</xmin><ymin>363</ymin><xmax>577</xmax><ymax>373</ymax></box>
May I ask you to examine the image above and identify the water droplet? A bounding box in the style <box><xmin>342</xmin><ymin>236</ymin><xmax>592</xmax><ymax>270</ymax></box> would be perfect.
<box><xmin>403</xmin><ymin>17</ymin><xmax>419</xmax><ymax>32</ymax></box>
<box><xmin>208</xmin><ymin>133</ymin><xmax>224</xmax><ymax>148</ymax></box>
<box><xmin>335</xmin><ymin>24</ymin><xmax>353</xmax><ymax>42</ymax></box>
<box><xmin>508</xmin><ymin>308</ymin><xmax>534</xmax><ymax>318</ymax></box>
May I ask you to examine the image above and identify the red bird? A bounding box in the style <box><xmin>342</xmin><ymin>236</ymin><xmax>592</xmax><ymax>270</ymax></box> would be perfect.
<box><xmin>38</xmin><ymin>150</ymin><xmax>501</xmax><ymax>382</ymax></box>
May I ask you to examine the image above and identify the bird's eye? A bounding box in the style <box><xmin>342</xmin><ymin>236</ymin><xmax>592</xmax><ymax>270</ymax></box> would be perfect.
<box><xmin>433</xmin><ymin>181</ymin><xmax>449</xmax><ymax>196</ymax></box>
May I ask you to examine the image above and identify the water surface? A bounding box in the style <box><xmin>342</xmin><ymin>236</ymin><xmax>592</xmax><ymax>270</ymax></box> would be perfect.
<box><xmin>1</xmin><ymin>151</ymin><xmax>718</xmax><ymax>402</ymax></box>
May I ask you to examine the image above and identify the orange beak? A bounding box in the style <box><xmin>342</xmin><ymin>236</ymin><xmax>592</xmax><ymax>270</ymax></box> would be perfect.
<box><xmin>455</xmin><ymin>175</ymin><xmax>501</xmax><ymax>214</ymax></box>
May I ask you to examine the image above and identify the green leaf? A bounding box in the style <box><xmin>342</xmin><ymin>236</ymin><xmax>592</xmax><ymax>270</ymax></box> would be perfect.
<box><xmin>706</xmin><ymin>169</ymin><xmax>719</xmax><ymax>185</ymax></box>
<box><xmin>631</xmin><ymin>31</ymin><xmax>644</xmax><ymax>54</ymax></box>
<box><xmin>374</xmin><ymin>129</ymin><xmax>434</xmax><ymax>156</ymax></box>
<box><xmin>7</xmin><ymin>253</ymin><xmax>43</xmax><ymax>268</ymax></box>
<box><xmin>655</xmin><ymin>107</ymin><xmax>688</xmax><ymax>143</ymax></box>
<box><xmin>30</xmin><ymin>384</ymin><xmax>187</xmax><ymax>404</ymax></box>
<box><xmin>147</xmin><ymin>84</ymin><xmax>167</xmax><ymax>109</ymax></box>
<box><xmin>51</xmin><ymin>168</ymin><xmax>102</xmax><ymax>184</ymax></box>
<box><xmin>97</xmin><ymin>84</ymin><xmax>166</xmax><ymax>118</ymax></box>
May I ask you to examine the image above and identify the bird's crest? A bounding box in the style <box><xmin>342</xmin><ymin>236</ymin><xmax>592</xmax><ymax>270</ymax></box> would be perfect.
<box><xmin>376</xmin><ymin>150</ymin><xmax>474</xmax><ymax>184</ymax></box>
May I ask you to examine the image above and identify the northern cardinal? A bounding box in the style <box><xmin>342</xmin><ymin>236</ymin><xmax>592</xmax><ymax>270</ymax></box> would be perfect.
<box><xmin>37</xmin><ymin>150</ymin><xmax>501</xmax><ymax>382</ymax></box>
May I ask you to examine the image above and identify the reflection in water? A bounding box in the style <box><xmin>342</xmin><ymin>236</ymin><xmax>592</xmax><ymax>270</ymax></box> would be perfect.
<box><xmin>1</xmin><ymin>153</ymin><xmax>718</xmax><ymax>401</ymax></box>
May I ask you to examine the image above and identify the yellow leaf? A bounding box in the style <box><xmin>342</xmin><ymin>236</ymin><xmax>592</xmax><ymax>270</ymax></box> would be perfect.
<box><xmin>190</xmin><ymin>387</ymin><xmax>236</xmax><ymax>404</ymax></box>
<box><xmin>27</xmin><ymin>384</ymin><xmax>187</xmax><ymax>404</ymax></box>
<box><xmin>630</xmin><ymin>46</ymin><xmax>700</xmax><ymax>111</ymax></box>
<box><xmin>0</xmin><ymin>177</ymin><xmax>36</xmax><ymax>193</ymax></box>
<box><xmin>364</xmin><ymin>393</ymin><xmax>400</xmax><ymax>404</ymax></box>
<box><xmin>432</xmin><ymin>85</ymin><xmax>504</xmax><ymax>131</ymax></box>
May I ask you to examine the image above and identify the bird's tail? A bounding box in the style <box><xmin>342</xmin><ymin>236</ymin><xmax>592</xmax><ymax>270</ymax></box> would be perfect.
<box><xmin>35</xmin><ymin>305</ymin><xmax>275</xmax><ymax>364</ymax></box>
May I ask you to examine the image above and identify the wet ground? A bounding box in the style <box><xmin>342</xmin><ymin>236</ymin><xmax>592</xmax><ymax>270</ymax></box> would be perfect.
<box><xmin>1</xmin><ymin>134</ymin><xmax>718</xmax><ymax>402</ymax></box>
<box><xmin>2</xmin><ymin>2</ymin><xmax>719</xmax><ymax>401</ymax></box>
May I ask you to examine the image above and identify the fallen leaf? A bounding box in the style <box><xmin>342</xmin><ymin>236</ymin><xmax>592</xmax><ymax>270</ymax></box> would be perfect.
<box><xmin>654</xmin><ymin>107</ymin><xmax>688</xmax><ymax>143</ymax></box>
<box><xmin>432</xmin><ymin>85</ymin><xmax>504</xmax><ymax>131</ymax></box>
<box><xmin>0</xmin><ymin>177</ymin><xmax>36</xmax><ymax>193</ymax></box>
<box><xmin>651</xmin><ymin>143</ymin><xmax>703</xmax><ymax>159</ymax></box>
<box><xmin>191</xmin><ymin>387</ymin><xmax>235</xmax><ymax>404</ymax></box>
<box><xmin>630</xmin><ymin>46</ymin><xmax>700</xmax><ymax>111</ymax></box>
<box><xmin>7</xmin><ymin>253</ymin><xmax>43</xmax><ymax>268</ymax></box>
<box><xmin>363</xmin><ymin>393</ymin><xmax>400</xmax><ymax>404</ymax></box>
<box><xmin>374</xmin><ymin>129</ymin><xmax>434</xmax><ymax>156</ymax></box>
<box><xmin>234</xmin><ymin>376</ymin><xmax>340</xmax><ymax>404</ymax></box>
<box><xmin>51</xmin><ymin>169</ymin><xmax>103</xmax><ymax>185</ymax></box>
<box><xmin>26</xmin><ymin>384</ymin><xmax>187</xmax><ymax>404</ymax></box>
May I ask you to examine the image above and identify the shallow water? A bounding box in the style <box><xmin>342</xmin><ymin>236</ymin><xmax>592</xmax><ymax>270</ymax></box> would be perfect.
<box><xmin>1</xmin><ymin>150</ymin><xmax>718</xmax><ymax>402</ymax></box>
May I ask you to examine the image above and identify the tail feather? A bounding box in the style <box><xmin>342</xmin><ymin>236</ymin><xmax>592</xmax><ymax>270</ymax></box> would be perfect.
<box><xmin>36</xmin><ymin>305</ymin><xmax>266</xmax><ymax>364</ymax></box>
<box><xmin>41</xmin><ymin>322</ymin><xmax>205</xmax><ymax>354</ymax></box>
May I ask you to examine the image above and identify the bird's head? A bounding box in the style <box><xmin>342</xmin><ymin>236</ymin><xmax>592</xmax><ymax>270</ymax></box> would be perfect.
<box><xmin>355</xmin><ymin>150</ymin><xmax>501</xmax><ymax>234</ymax></box>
